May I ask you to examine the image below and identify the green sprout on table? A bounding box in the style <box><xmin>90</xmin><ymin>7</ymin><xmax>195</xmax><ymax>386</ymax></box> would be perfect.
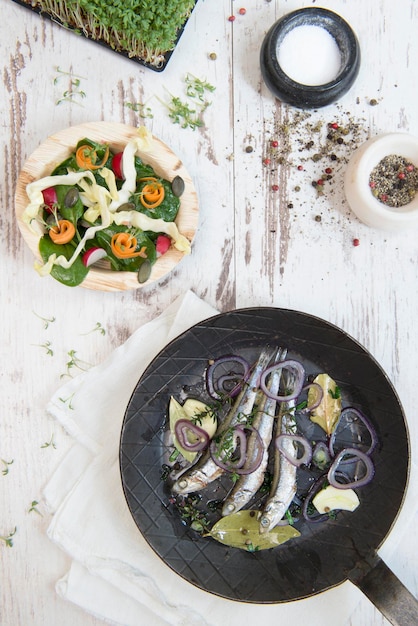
<box><xmin>161</xmin><ymin>73</ymin><xmax>215</xmax><ymax>130</ymax></box>
<box><xmin>1</xmin><ymin>459</ymin><xmax>14</xmax><ymax>476</ymax></box>
<box><xmin>32</xmin><ymin>311</ymin><xmax>56</xmax><ymax>329</ymax></box>
<box><xmin>33</xmin><ymin>341</ymin><xmax>54</xmax><ymax>356</ymax></box>
<box><xmin>41</xmin><ymin>435</ymin><xmax>56</xmax><ymax>450</ymax></box>
<box><xmin>54</xmin><ymin>66</ymin><xmax>87</xmax><ymax>106</ymax></box>
<box><xmin>59</xmin><ymin>393</ymin><xmax>75</xmax><ymax>410</ymax></box>
<box><xmin>125</xmin><ymin>101</ymin><xmax>154</xmax><ymax>119</ymax></box>
<box><xmin>81</xmin><ymin>322</ymin><xmax>106</xmax><ymax>336</ymax></box>
<box><xmin>28</xmin><ymin>501</ymin><xmax>43</xmax><ymax>516</ymax></box>
<box><xmin>0</xmin><ymin>527</ymin><xmax>16</xmax><ymax>548</ymax></box>
<box><xmin>61</xmin><ymin>350</ymin><xmax>92</xmax><ymax>378</ymax></box>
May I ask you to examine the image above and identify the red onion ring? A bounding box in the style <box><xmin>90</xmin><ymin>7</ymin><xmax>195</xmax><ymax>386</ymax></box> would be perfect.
<box><xmin>329</xmin><ymin>406</ymin><xmax>378</xmax><ymax>457</ymax></box>
<box><xmin>275</xmin><ymin>434</ymin><xmax>313</xmax><ymax>467</ymax></box>
<box><xmin>206</xmin><ymin>355</ymin><xmax>251</xmax><ymax>400</ymax></box>
<box><xmin>327</xmin><ymin>447</ymin><xmax>375</xmax><ymax>489</ymax></box>
<box><xmin>260</xmin><ymin>359</ymin><xmax>305</xmax><ymax>402</ymax></box>
<box><xmin>302</xmin><ymin>475</ymin><xmax>330</xmax><ymax>524</ymax></box>
<box><xmin>302</xmin><ymin>382</ymin><xmax>324</xmax><ymax>412</ymax></box>
<box><xmin>174</xmin><ymin>419</ymin><xmax>210</xmax><ymax>452</ymax></box>
<box><xmin>210</xmin><ymin>425</ymin><xmax>264</xmax><ymax>475</ymax></box>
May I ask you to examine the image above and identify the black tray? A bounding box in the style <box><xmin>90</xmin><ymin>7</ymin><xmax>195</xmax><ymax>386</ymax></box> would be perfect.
<box><xmin>12</xmin><ymin>0</ymin><xmax>197</xmax><ymax>72</ymax></box>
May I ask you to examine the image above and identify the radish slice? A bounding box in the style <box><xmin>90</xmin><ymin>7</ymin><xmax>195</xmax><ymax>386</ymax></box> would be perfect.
<box><xmin>156</xmin><ymin>234</ymin><xmax>171</xmax><ymax>256</ymax></box>
<box><xmin>82</xmin><ymin>247</ymin><xmax>107</xmax><ymax>267</ymax></box>
<box><xmin>111</xmin><ymin>152</ymin><xmax>124</xmax><ymax>179</ymax></box>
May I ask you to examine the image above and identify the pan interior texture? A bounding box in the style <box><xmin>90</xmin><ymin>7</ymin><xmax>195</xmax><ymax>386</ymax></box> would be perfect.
<box><xmin>120</xmin><ymin>308</ymin><xmax>409</xmax><ymax>603</ymax></box>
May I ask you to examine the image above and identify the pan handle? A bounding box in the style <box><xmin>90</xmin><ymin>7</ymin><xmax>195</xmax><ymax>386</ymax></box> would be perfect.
<box><xmin>349</xmin><ymin>555</ymin><xmax>418</xmax><ymax>625</ymax></box>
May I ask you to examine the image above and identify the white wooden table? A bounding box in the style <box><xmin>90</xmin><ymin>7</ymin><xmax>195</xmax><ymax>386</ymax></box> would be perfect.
<box><xmin>1</xmin><ymin>0</ymin><xmax>417</xmax><ymax>624</ymax></box>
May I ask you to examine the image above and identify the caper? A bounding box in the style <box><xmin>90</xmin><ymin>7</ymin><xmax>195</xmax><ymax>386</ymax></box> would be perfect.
<box><xmin>115</xmin><ymin>202</ymin><xmax>135</xmax><ymax>213</ymax></box>
<box><xmin>64</xmin><ymin>187</ymin><xmax>79</xmax><ymax>208</ymax></box>
<box><xmin>137</xmin><ymin>259</ymin><xmax>152</xmax><ymax>284</ymax></box>
<box><xmin>171</xmin><ymin>175</ymin><xmax>185</xmax><ymax>197</ymax></box>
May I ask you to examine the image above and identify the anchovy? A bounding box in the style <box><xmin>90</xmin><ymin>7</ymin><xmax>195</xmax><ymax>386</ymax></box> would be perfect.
<box><xmin>221</xmin><ymin>349</ymin><xmax>287</xmax><ymax>516</ymax></box>
<box><xmin>171</xmin><ymin>346</ymin><xmax>276</xmax><ymax>495</ymax></box>
<box><xmin>259</xmin><ymin>372</ymin><xmax>298</xmax><ymax>534</ymax></box>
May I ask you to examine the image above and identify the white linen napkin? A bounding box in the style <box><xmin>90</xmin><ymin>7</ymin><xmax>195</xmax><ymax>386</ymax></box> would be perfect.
<box><xmin>43</xmin><ymin>290</ymin><xmax>418</xmax><ymax>626</ymax></box>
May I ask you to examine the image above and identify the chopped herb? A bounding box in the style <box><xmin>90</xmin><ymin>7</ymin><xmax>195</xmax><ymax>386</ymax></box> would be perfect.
<box><xmin>328</xmin><ymin>386</ymin><xmax>341</xmax><ymax>400</ymax></box>
<box><xmin>174</xmin><ymin>494</ymin><xmax>211</xmax><ymax>534</ymax></box>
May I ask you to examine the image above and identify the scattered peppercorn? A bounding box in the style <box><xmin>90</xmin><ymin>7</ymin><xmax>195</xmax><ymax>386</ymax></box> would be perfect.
<box><xmin>353</xmin><ymin>238</ymin><xmax>360</xmax><ymax>246</ymax></box>
<box><xmin>228</xmin><ymin>15</ymin><xmax>235</xmax><ymax>21</ymax></box>
<box><xmin>330</xmin><ymin>122</ymin><xmax>339</xmax><ymax>129</ymax></box>
<box><xmin>325</xmin><ymin>167</ymin><xmax>332</xmax><ymax>174</ymax></box>
<box><xmin>297</xmin><ymin>164</ymin><xmax>304</xmax><ymax>171</ymax></box>
<box><xmin>245</xmin><ymin>145</ymin><xmax>253</xmax><ymax>153</ymax></box>
<box><xmin>315</xmin><ymin>215</ymin><xmax>322</xmax><ymax>222</ymax></box>
<box><xmin>209</xmin><ymin>52</ymin><xmax>217</xmax><ymax>60</ymax></box>
<box><xmin>271</xmin><ymin>140</ymin><xmax>279</xmax><ymax>148</ymax></box>
<box><xmin>272</xmin><ymin>184</ymin><xmax>279</xmax><ymax>191</ymax></box>
<box><xmin>369</xmin><ymin>98</ymin><xmax>378</xmax><ymax>106</ymax></box>
<box><xmin>239</xmin><ymin>7</ymin><xmax>247</xmax><ymax>15</ymax></box>
<box><xmin>263</xmin><ymin>157</ymin><xmax>271</xmax><ymax>165</ymax></box>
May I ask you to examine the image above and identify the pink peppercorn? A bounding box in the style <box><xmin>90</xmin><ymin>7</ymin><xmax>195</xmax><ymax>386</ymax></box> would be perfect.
<box><xmin>272</xmin><ymin>184</ymin><xmax>279</xmax><ymax>191</ymax></box>
<box><xmin>398</xmin><ymin>171</ymin><xmax>406</xmax><ymax>179</ymax></box>
<box><xmin>239</xmin><ymin>8</ymin><xmax>247</xmax><ymax>15</ymax></box>
<box><xmin>263</xmin><ymin>158</ymin><xmax>271</xmax><ymax>165</ymax></box>
<box><xmin>271</xmin><ymin>140</ymin><xmax>279</xmax><ymax>148</ymax></box>
<box><xmin>228</xmin><ymin>15</ymin><xmax>235</xmax><ymax>21</ymax></box>
<box><xmin>329</xmin><ymin>122</ymin><xmax>339</xmax><ymax>130</ymax></box>
<box><xmin>297</xmin><ymin>165</ymin><xmax>303</xmax><ymax>171</ymax></box>
<box><xmin>353</xmin><ymin>238</ymin><xmax>360</xmax><ymax>246</ymax></box>
<box><xmin>406</xmin><ymin>164</ymin><xmax>415</xmax><ymax>171</ymax></box>
<box><xmin>369</xmin><ymin>181</ymin><xmax>376</xmax><ymax>188</ymax></box>
<box><xmin>317</xmin><ymin>179</ymin><xmax>324</xmax><ymax>186</ymax></box>
<box><xmin>325</xmin><ymin>167</ymin><xmax>333</xmax><ymax>174</ymax></box>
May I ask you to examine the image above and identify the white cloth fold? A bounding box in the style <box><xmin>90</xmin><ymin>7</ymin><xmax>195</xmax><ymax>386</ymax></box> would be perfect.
<box><xmin>44</xmin><ymin>290</ymin><xmax>417</xmax><ymax>626</ymax></box>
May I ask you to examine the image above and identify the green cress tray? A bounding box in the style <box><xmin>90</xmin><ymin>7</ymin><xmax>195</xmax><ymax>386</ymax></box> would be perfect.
<box><xmin>11</xmin><ymin>0</ymin><xmax>198</xmax><ymax>72</ymax></box>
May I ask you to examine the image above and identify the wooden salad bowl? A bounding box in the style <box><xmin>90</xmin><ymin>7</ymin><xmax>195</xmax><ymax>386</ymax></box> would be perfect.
<box><xmin>15</xmin><ymin>121</ymin><xmax>199</xmax><ymax>291</ymax></box>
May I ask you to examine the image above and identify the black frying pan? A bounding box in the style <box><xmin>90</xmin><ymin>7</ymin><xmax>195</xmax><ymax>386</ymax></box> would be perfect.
<box><xmin>120</xmin><ymin>308</ymin><xmax>418</xmax><ymax>625</ymax></box>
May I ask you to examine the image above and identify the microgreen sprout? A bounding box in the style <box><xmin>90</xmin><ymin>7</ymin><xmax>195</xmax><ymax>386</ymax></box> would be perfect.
<box><xmin>81</xmin><ymin>322</ymin><xmax>106</xmax><ymax>336</ymax></box>
<box><xmin>1</xmin><ymin>527</ymin><xmax>16</xmax><ymax>547</ymax></box>
<box><xmin>161</xmin><ymin>74</ymin><xmax>216</xmax><ymax>130</ymax></box>
<box><xmin>61</xmin><ymin>350</ymin><xmax>92</xmax><ymax>378</ymax></box>
<box><xmin>28</xmin><ymin>501</ymin><xmax>43</xmax><ymax>516</ymax></box>
<box><xmin>41</xmin><ymin>435</ymin><xmax>56</xmax><ymax>449</ymax></box>
<box><xmin>54</xmin><ymin>66</ymin><xmax>87</xmax><ymax>106</ymax></box>
<box><xmin>33</xmin><ymin>341</ymin><xmax>54</xmax><ymax>356</ymax></box>
<box><xmin>185</xmin><ymin>73</ymin><xmax>215</xmax><ymax>102</ymax></box>
<box><xmin>125</xmin><ymin>101</ymin><xmax>154</xmax><ymax>119</ymax></box>
<box><xmin>59</xmin><ymin>393</ymin><xmax>75</xmax><ymax>410</ymax></box>
<box><xmin>1</xmin><ymin>459</ymin><xmax>14</xmax><ymax>476</ymax></box>
<box><xmin>329</xmin><ymin>386</ymin><xmax>341</xmax><ymax>400</ymax></box>
<box><xmin>32</xmin><ymin>311</ymin><xmax>56</xmax><ymax>329</ymax></box>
